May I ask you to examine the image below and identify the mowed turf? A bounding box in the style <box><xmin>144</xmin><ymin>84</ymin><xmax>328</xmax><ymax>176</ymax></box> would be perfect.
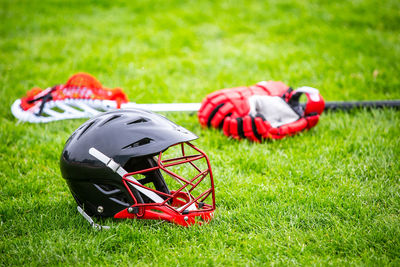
<box><xmin>1</xmin><ymin>0</ymin><xmax>399</xmax><ymax>265</ymax></box>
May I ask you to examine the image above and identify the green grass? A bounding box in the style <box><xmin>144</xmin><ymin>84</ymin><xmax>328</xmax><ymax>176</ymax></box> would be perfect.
<box><xmin>1</xmin><ymin>0</ymin><xmax>399</xmax><ymax>265</ymax></box>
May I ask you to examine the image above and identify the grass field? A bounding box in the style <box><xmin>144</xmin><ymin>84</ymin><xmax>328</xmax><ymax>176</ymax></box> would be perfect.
<box><xmin>1</xmin><ymin>0</ymin><xmax>400</xmax><ymax>265</ymax></box>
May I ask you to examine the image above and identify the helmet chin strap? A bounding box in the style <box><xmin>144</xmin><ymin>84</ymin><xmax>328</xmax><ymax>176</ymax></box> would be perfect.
<box><xmin>77</xmin><ymin>206</ymin><xmax>110</xmax><ymax>230</ymax></box>
<box><xmin>88</xmin><ymin>147</ymin><xmax>165</xmax><ymax>203</ymax></box>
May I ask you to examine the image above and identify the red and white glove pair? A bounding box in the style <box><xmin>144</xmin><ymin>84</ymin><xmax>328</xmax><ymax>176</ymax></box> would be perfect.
<box><xmin>198</xmin><ymin>81</ymin><xmax>325</xmax><ymax>142</ymax></box>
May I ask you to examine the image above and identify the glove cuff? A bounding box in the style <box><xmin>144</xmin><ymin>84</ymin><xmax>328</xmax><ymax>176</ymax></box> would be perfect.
<box><xmin>287</xmin><ymin>87</ymin><xmax>325</xmax><ymax>116</ymax></box>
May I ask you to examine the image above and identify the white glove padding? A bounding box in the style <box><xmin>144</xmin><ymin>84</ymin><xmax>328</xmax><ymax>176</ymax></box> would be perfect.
<box><xmin>248</xmin><ymin>95</ymin><xmax>300</xmax><ymax>128</ymax></box>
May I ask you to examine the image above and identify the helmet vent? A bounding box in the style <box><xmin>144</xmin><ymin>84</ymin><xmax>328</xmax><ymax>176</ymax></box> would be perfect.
<box><xmin>93</xmin><ymin>184</ymin><xmax>130</xmax><ymax>207</ymax></box>
<box><xmin>110</xmin><ymin>197</ymin><xmax>130</xmax><ymax>207</ymax></box>
<box><xmin>122</xmin><ymin>138</ymin><xmax>154</xmax><ymax>149</ymax></box>
<box><xmin>94</xmin><ymin>184</ymin><xmax>121</xmax><ymax>195</ymax></box>
<box><xmin>65</xmin><ymin>131</ymin><xmax>77</xmax><ymax>144</ymax></box>
<box><xmin>100</xmin><ymin>115</ymin><xmax>121</xmax><ymax>126</ymax></box>
<box><xmin>78</xmin><ymin>120</ymin><xmax>96</xmax><ymax>139</ymax></box>
<box><xmin>127</xmin><ymin>118</ymin><xmax>148</xmax><ymax>125</ymax></box>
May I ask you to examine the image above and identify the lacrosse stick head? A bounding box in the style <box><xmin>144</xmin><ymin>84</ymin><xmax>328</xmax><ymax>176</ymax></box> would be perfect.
<box><xmin>64</xmin><ymin>72</ymin><xmax>103</xmax><ymax>89</ymax></box>
<box><xmin>11</xmin><ymin>72</ymin><xmax>129</xmax><ymax>123</ymax></box>
<box><xmin>60</xmin><ymin>109</ymin><xmax>216</xmax><ymax>226</ymax></box>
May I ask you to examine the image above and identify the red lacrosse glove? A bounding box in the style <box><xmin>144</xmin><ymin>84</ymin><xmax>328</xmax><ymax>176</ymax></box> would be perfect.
<box><xmin>198</xmin><ymin>81</ymin><xmax>325</xmax><ymax>142</ymax></box>
<box><xmin>198</xmin><ymin>81</ymin><xmax>290</xmax><ymax>128</ymax></box>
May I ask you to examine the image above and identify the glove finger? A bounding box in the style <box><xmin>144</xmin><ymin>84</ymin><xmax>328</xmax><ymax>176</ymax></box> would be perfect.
<box><xmin>222</xmin><ymin>117</ymin><xmax>231</xmax><ymax>137</ymax></box>
<box><xmin>198</xmin><ymin>93</ymin><xmax>231</xmax><ymax>127</ymax></box>
<box><xmin>254</xmin><ymin>116</ymin><xmax>271</xmax><ymax>139</ymax></box>
<box><xmin>275</xmin><ymin>118</ymin><xmax>308</xmax><ymax>137</ymax></box>
<box><xmin>268</xmin><ymin>125</ymin><xmax>286</xmax><ymax>139</ymax></box>
<box><xmin>269</xmin><ymin>133</ymin><xmax>286</xmax><ymax>140</ymax></box>
<box><xmin>241</xmin><ymin>116</ymin><xmax>262</xmax><ymax>142</ymax></box>
<box><xmin>223</xmin><ymin>117</ymin><xmax>241</xmax><ymax>140</ymax></box>
<box><xmin>198</xmin><ymin>103</ymin><xmax>218</xmax><ymax>126</ymax></box>
<box><xmin>209</xmin><ymin>101</ymin><xmax>235</xmax><ymax>128</ymax></box>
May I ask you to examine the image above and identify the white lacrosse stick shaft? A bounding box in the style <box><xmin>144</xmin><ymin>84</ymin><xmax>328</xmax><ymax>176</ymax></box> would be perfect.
<box><xmin>122</xmin><ymin>102</ymin><xmax>201</xmax><ymax>112</ymax></box>
<box><xmin>11</xmin><ymin>98</ymin><xmax>201</xmax><ymax>123</ymax></box>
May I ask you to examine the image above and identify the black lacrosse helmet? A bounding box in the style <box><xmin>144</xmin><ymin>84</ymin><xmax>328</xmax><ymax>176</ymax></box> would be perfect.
<box><xmin>60</xmin><ymin>109</ymin><xmax>216</xmax><ymax>226</ymax></box>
